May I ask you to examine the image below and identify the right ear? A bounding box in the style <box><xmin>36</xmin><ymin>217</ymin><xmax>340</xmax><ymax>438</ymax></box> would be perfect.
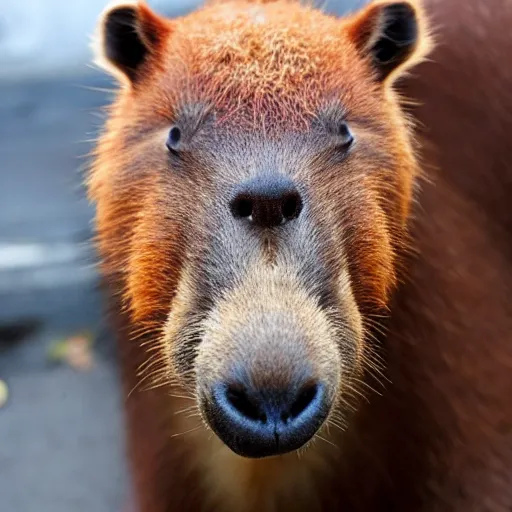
<box><xmin>93</xmin><ymin>1</ymin><xmax>172</xmax><ymax>85</ymax></box>
<box><xmin>346</xmin><ymin>0</ymin><xmax>431</xmax><ymax>83</ymax></box>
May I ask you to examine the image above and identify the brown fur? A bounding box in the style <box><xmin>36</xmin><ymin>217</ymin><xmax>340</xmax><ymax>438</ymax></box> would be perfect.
<box><xmin>89</xmin><ymin>0</ymin><xmax>512</xmax><ymax>510</ymax></box>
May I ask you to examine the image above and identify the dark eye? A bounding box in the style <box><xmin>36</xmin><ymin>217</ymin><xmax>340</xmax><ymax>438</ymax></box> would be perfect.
<box><xmin>166</xmin><ymin>125</ymin><xmax>182</xmax><ymax>154</ymax></box>
<box><xmin>336</xmin><ymin>122</ymin><xmax>354</xmax><ymax>150</ymax></box>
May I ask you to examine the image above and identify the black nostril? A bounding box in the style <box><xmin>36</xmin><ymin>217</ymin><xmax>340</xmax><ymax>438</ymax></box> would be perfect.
<box><xmin>229</xmin><ymin>174</ymin><xmax>303</xmax><ymax>228</ymax></box>
<box><xmin>226</xmin><ymin>383</ymin><xmax>267</xmax><ymax>423</ymax></box>
<box><xmin>281</xmin><ymin>190</ymin><xmax>302</xmax><ymax>221</ymax></box>
<box><xmin>230</xmin><ymin>195</ymin><xmax>253</xmax><ymax>219</ymax></box>
<box><xmin>285</xmin><ymin>383</ymin><xmax>318</xmax><ymax>422</ymax></box>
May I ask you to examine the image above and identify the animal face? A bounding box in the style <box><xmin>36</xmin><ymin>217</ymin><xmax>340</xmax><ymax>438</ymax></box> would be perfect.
<box><xmin>91</xmin><ymin>0</ymin><xmax>429</xmax><ymax>458</ymax></box>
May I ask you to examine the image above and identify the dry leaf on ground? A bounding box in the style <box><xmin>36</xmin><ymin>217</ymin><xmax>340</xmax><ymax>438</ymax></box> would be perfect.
<box><xmin>47</xmin><ymin>331</ymin><xmax>95</xmax><ymax>372</ymax></box>
<box><xmin>0</xmin><ymin>379</ymin><xmax>9</xmax><ymax>408</ymax></box>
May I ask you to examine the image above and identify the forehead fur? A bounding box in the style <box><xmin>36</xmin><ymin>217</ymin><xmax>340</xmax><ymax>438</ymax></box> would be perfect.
<box><xmin>142</xmin><ymin>1</ymin><xmax>379</xmax><ymax>130</ymax></box>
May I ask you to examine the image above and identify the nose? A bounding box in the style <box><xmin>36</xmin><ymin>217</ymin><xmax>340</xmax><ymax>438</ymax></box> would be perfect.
<box><xmin>207</xmin><ymin>377</ymin><xmax>329</xmax><ymax>458</ymax></box>
<box><xmin>229</xmin><ymin>174</ymin><xmax>303</xmax><ymax>228</ymax></box>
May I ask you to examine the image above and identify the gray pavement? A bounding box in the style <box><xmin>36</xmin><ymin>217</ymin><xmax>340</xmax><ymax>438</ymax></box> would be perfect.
<box><xmin>0</xmin><ymin>74</ymin><xmax>129</xmax><ymax>512</ymax></box>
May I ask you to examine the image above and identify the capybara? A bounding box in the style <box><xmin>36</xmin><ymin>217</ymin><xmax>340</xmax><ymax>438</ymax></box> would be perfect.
<box><xmin>89</xmin><ymin>0</ymin><xmax>512</xmax><ymax>510</ymax></box>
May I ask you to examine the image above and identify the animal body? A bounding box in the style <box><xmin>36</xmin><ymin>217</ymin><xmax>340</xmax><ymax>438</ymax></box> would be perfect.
<box><xmin>89</xmin><ymin>0</ymin><xmax>512</xmax><ymax>510</ymax></box>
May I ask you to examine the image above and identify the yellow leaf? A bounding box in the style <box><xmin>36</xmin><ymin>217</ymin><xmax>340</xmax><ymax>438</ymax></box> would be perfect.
<box><xmin>0</xmin><ymin>380</ymin><xmax>8</xmax><ymax>408</ymax></box>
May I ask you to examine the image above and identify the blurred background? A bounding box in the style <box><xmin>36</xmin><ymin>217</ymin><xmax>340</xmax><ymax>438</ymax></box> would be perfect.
<box><xmin>0</xmin><ymin>0</ymin><xmax>364</xmax><ymax>510</ymax></box>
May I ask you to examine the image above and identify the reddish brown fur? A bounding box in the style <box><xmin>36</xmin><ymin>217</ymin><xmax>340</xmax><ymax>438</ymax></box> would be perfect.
<box><xmin>91</xmin><ymin>0</ymin><xmax>421</xmax><ymax>326</ymax></box>
<box><xmin>89</xmin><ymin>0</ymin><xmax>512</xmax><ymax>510</ymax></box>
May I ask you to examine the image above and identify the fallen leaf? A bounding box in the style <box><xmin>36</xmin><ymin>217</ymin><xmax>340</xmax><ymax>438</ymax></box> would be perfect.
<box><xmin>0</xmin><ymin>380</ymin><xmax>8</xmax><ymax>408</ymax></box>
<box><xmin>47</xmin><ymin>331</ymin><xmax>95</xmax><ymax>372</ymax></box>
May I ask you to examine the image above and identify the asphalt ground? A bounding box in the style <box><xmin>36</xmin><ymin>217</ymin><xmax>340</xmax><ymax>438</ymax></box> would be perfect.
<box><xmin>0</xmin><ymin>74</ymin><xmax>129</xmax><ymax>512</ymax></box>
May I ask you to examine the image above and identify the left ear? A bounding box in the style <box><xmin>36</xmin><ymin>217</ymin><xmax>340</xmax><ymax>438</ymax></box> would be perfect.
<box><xmin>346</xmin><ymin>0</ymin><xmax>431</xmax><ymax>83</ymax></box>
<box><xmin>93</xmin><ymin>0</ymin><xmax>173</xmax><ymax>85</ymax></box>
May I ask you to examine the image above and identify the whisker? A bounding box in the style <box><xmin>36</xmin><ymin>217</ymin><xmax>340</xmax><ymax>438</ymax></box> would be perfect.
<box><xmin>169</xmin><ymin>393</ymin><xmax>196</xmax><ymax>401</ymax></box>
<box><xmin>314</xmin><ymin>434</ymin><xmax>338</xmax><ymax>449</ymax></box>
<box><xmin>170</xmin><ymin>425</ymin><xmax>203</xmax><ymax>439</ymax></box>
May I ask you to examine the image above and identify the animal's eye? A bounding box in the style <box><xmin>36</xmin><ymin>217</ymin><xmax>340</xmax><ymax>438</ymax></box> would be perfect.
<box><xmin>336</xmin><ymin>122</ymin><xmax>354</xmax><ymax>150</ymax></box>
<box><xmin>166</xmin><ymin>125</ymin><xmax>182</xmax><ymax>154</ymax></box>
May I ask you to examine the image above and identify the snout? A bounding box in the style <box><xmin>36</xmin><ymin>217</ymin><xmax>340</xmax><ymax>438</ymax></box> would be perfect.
<box><xmin>203</xmin><ymin>373</ymin><xmax>330</xmax><ymax>458</ymax></box>
<box><xmin>194</xmin><ymin>278</ymin><xmax>346</xmax><ymax>459</ymax></box>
